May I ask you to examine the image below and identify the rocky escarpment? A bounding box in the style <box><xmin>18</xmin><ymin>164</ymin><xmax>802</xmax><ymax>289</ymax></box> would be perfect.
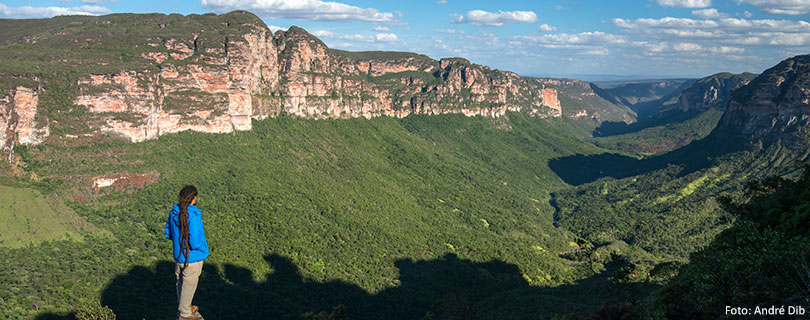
<box><xmin>0</xmin><ymin>11</ymin><xmax>563</xmax><ymax>151</ymax></box>
<box><xmin>715</xmin><ymin>55</ymin><xmax>810</xmax><ymax>144</ymax></box>
<box><xmin>678</xmin><ymin>72</ymin><xmax>757</xmax><ymax>112</ymax></box>
<box><xmin>1</xmin><ymin>86</ymin><xmax>49</xmax><ymax>160</ymax></box>
<box><xmin>537</xmin><ymin>78</ymin><xmax>636</xmax><ymax>123</ymax></box>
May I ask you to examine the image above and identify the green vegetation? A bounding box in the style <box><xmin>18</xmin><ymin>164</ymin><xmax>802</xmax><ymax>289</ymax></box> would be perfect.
<box><xmin>659</xmin><ymin>167</ymin><xmax>810</xmax><ymax>319</ymax></box>
<box><xmin>592</xmin><ymin>108</ymin><xmax>723</xmax><ymax>156</ymax></box>
<box><xmin>1</xmin><ymin>113</ymin><xmax>639</xmax><ymax>319</ymax></box>
<box><xmin>0</xmin><ymin>185</ymin><xmax>103</xmax><ymax>248</ymax></box>
<box><xmin>329</xmin><ymin>49</ymin><xmax>434</xmax><ymax>66</ymax></box>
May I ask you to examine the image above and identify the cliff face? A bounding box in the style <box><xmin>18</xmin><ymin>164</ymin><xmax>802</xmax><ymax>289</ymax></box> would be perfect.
<box><xmin>715</xmin><ymin>55</ymin><xmax>810</xmax><ymax>144</ymax></box>
<box><xmin>0</xmin><ymin>11</ymin><xmax>562</xmax><ymax>150</ymax></box>
<box><xmin>678</xmin><ymin>72</ymin><xmax>757</xmax><ymax>112</ymax></box>
<box><xmin>1</xmin><ymin>86</ymin><xmax>49</xmax><ymax>158</ymax></box>
<box><xmin>537</xmin><ymin>78</ymin><xmax>636</xmax><ymax>123</ymax></box>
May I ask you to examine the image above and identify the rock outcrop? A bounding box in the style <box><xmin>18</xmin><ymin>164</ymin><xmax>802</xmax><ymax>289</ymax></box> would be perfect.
<box><xmin>715</xmin><ymin>55</ymin><xmax>810</xmax><ymax>144</ymax></box>
<box><xmin>678</xmin><ymin>72</ymin><xmax>757</xmax><ymax>112</ymax></box>
<box><xmin>1</xmin><ymin>86</ymin><xmax>49</xmax><ymax>158</ymax></box>
<box><xmin>0</xmin><ymin>11</ymin><xmax>563</xmax><ymax>149</ymax></box>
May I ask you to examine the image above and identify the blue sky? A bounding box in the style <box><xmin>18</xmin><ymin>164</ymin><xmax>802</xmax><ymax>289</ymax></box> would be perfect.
<box><xmin>1</xmin><ymin>0</ymin><xmax>809</xmax><ymax>79</ymax></box>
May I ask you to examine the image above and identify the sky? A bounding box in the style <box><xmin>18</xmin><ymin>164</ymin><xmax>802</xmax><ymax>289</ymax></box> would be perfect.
<box><xmin>1</xmin><ymin>0</ymin><xmax>809</xmax><ymax>79</ymax></box>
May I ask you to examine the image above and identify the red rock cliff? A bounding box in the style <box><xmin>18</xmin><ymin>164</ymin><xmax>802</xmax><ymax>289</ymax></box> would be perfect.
<box><xmin>0</xmin><ymin>12</ymin><xmax>562</xmax><ymax>147</ymax></box>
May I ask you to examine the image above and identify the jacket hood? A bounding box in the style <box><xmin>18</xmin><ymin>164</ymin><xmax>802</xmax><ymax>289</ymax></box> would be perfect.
<box><xmin>170</xmin><ymin>203</ymin><xmax>202</xmax><ymax>216</ymax></box>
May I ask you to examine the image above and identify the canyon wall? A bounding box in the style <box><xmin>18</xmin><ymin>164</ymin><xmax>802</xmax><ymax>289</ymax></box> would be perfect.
<box><xmin>0</xmin><ymin>11</ymin><xmax>562</xmax><ymax>150</ymax></box>
<box><xmin>715</xmin><ymin>55</ymin><xmax>810</xmax><ymax>145</ymax></box>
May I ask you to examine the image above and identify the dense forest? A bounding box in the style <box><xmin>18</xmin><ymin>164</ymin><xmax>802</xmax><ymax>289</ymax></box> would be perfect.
<box><xmin>3</xmin><ymin>91</ymin><xmax>808</xmax><ymax>319</ymax></box>
<box><xmin>2</xmin><ymin>112</ymin><xmax>640</xmax><ymax>319</ymax></box>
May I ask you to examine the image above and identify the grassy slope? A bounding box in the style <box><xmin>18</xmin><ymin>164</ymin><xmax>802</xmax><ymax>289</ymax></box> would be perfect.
<box><xmin>0</xmin><ymin>113</ymin><xmax>625</xmax><ymax>319</ymax></box>
<box><xmin>0</xmin><ymin>185</ymin><xmax>103</xmax><ymax>248</ymax></box>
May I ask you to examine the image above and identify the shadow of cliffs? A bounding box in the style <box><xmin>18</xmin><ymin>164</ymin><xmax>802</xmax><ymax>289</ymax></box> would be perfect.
<box><xmin>36</xmin><ymin>253</ymin><xmax>652</xmax><ymax>320</ymax></box>
<box><xmin>549</xmin><ymin>133</ymin><xmax>747</xmax><ymax>186</ymax></box>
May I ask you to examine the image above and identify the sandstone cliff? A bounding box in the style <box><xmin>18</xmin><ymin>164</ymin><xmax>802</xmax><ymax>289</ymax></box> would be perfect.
<box><xmin>715</xmin><ymin>55</ymin><xmax>810</xmax><ymax>145</ymax></box>
<box><xmin>1</xmin><ymin>85</ymin><xmax>49</xmax><ymax>160</ymax></box>
<box><xmin>678</xmin><ymin>72</ymin><xmax>757</xmax><ymax>112</ymax></box>
<box><xmin>0</xmin><ymin>11</ymin><xmax>563</xmax><ymax>152</ymax></box>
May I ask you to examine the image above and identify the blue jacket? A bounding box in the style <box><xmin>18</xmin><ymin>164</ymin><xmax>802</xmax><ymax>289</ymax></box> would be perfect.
<box><xmin>164</xmin><ymin>204</ymin><xmax>209</xmax><ymax>263</ymax></box>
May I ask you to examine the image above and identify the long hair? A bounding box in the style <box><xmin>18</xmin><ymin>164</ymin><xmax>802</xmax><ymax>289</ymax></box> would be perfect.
<box><xmin>178</xmin><ymin>185</ymin><xmax>198</xmax><ymax>268</ymax></box>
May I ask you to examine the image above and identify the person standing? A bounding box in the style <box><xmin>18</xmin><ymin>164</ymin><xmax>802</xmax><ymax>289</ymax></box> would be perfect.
<box><xmin>165</xmin><ymin>185</ymin><xmax>209</xmax><ymax>320</ymax></box>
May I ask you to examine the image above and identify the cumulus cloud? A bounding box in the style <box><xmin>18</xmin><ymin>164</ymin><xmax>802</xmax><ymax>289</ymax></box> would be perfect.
<box><xmin>653</xmin><ymin>0</ymin><xmax>711</xmax><ymax>8</ymax></box>
<box><xmin>200</xmin><ymin>0</ymin><xmax>396</xmax><ymax>23</ymax></box>
<box><xmin>692</xmin><ymin>8</ymin><xmax>728</xmax><ymax>19</ymax></box>
<box><xmin>738</xmin><ymin>0</ymin><xmax>810</xmax><ymax>15</ymax></box>
<box><xmin>373</xmin><ymin>26</ymin><xmax>390</xmax><ymax>32</ymax></box>
<box><xmin>673</xmin><ymin>42</ymin><xmax>703</xmax><ymax>51</ymax></box>
<box><xmin>374</xmin><ymin>33</ymin><xmax>398</xmax><ymax>42</ymax></box>
<box><xmin>268</xmin><ymin>25</ymin><xmax>287</xmax><ymax>33</ymax></box>
<box><xmin>452</xmin><ymin>9</ymin><xmax>537</xmax><ymax>27</ymax></box>
<box><xmin>436</xmin><ymin>28</ymin><xmax>465</xmax><ymax>34</ymax></box>
<box><xmin>538</xmin><ymin>24</ymin><xmax>557</xmax><ymax>32</ymax></box>
<box><xmin>312</xmin><ymin>30</ymin><xmax>398</xmax><ymax>43</ymax></box>
<box><xmin>518</xmin><ymin>31</ymin><xmax>627</xmax><ymax>45</ymax></box>
<box><xmin>0</xmin><ymin>3</ymin><xmax>110</xmax><ymax>18</ymax></box>
<box><xmin>613</xmin><ymin>16</ymin><xmax>810</xmax><ymax>47</ymax></box>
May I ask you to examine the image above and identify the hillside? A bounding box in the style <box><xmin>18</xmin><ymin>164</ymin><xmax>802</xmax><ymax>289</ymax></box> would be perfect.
<box><xmin>677</xmin><ymin>72</ymin><xmax>758</xmax><ymax>112</ymax></box>
<box><xmin>1</xmin><ymin>111</ymin><xmax>651</xmax><ymax>319</ymax></box>
<box><xmin>0</xmin><ymin>11</ymin><xmax>627</xmax><ymax>158</ymax></box>
<box><xmin>548</xmin><ymin>54</ymin><xmax>808</xmax><ymax>319</ymax></box>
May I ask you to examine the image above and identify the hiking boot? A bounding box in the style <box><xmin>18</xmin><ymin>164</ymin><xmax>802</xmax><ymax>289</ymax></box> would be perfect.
<box><xmin>178</xmin><ymin>313</ymin><xmax>203</xmax><ymax>320</ymax></box>
<box><xmin>177</xmin><ymin>305</ymin><xmax>202</xmax><ymax>320</ymax></box>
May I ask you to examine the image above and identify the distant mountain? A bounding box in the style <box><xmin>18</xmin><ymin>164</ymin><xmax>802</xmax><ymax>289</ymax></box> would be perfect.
<box><xmin>533</xmin><ymin>77</ymin><xmax>636</xmax><ymax>124</ymax></box>
<box><xmin>677</xmin><ymin>72</ymin><xmax>757</xmax><ymax>112</ymax></box>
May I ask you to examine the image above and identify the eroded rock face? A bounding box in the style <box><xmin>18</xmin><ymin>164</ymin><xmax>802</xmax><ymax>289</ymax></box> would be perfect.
<box><xmin>716</xmin><ymin>55</ymin><xmax>810</xmax><ymax>143</ymax></box>
<box><xmin>1</xmin><ymin>86</ymin><xmax>49</xmax><ymax>150</ymax></box>
<box><xmin>3</xmin><ymin>12</ymin><xmax>563</xmax><ymax>146</ymax></box>
<box><xmin>678</xmin><ymin>72</ymin><xmax>757</xmax><ymax>112</ymax></box>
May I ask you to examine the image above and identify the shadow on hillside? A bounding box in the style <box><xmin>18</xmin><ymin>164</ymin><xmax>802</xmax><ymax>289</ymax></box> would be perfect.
<box><xmin>549</xmin><ymin>134</ymin><xmax>746</xmax><ymax>186</ymax></box>
<box><xmin>35</xmin><ymin>253</ymin><xmax>652</xmax><ymax>320</ymax></box>
<box><xmin>593</xmin><ymin>109</ymin><xmax>705</xmax><ymax>138</ymax></box>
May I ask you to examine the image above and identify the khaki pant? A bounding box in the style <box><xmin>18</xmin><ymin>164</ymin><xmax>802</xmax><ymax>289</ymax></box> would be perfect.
<box><xmin>175</xmin><ymin>260</ymin><xmax>203</xmax><ymax>317</ymax></box>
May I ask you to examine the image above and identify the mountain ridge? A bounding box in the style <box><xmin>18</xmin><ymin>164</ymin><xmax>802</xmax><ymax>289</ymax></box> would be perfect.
<box><xmin>0</xmin><ymin>11</ymin><xmax>642</xmax><ymax>158</ymax></box>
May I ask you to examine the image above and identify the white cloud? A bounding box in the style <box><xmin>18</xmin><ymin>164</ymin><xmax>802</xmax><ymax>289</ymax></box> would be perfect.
<box><xmin>200</xmin><ymin>0</ymin><xmax>396</xmax><ymax>23</ymax></box>
<box><xmin>436</xmin><ymin>0</ymin><xmax>447</xmax><ymax>3</ymax></box>
<box><xmin>673</xmin><ymin>42</ymin><xmax>703</xmax><ymax>51</ymax></box>
<box><xmin>312</xmin><ymin>30</ymin><xmax>372</xmax><ymax>42</ymax></box>
<box><xmin>373</xmin><ymin>26</ymin><xmax>390</xmax><ymax>32</ymax></box>
<box><xmin>519</xmin><ymin>31</ymin><xmax>627</xmax><ymax>45</ymax></box>
<box><xmin>692</xmin><ymin>8</ymin><xmax>728</xmax><ymax>19</ymax></box>
<box><xmin>653</xmin><ymin>0</ymin><xmax>711</xmax><ymax>8</ymax></box>
<box><xmin>581</xmin><ymin>48</ymin><xmax>609</xmax><ymax>55</ymax></box>
<box><xmin>268</xmin><ymin>25</ymin><xmax>287</xmax><ymax>33</ymax></box>
<box><xmin>0</xmin><ymin>3</ymin><xmax>110</xmax><ymax>18</ymax></box>
<box><xmin>80</xmin><ymin>0</ymin><xmax>104</xmax><ymax>4</ymax></box>
<box><xmin>738</xmin><ymin>0</ymin><xmax>810</xmax><ymax>15</ymax></box>
<box><xmin>374</xmin><ymin>33</ymin><xmax>398</xmax><ymax>42</ymax></box>
<box><xmin>312</xmin><ymin>30</ymin><xmax>398</xmax><ymax>43</ymax></box>
<box><xmin>612</xmin><ymin>17</ymin><xmax>718</xmax><ymax>29</ymax></box>
<box><xmin>452</xmin><ymin>9</ymin><xmax>537</xmax><ymax>27</ymax></box>
<box><xmin>744</xmin><ymin>10</ymin><xmax>753</xmax><ymax>18</ymax></box>
<box><xmin>538</xmin><ymin>24</ymin><xmax>557</xmax><ymax>32</ymax></box>
<box><xmin>436</xmin><ymin>28</ymin><xmax>465</xmax><ymax>34</ymax></box>
<box><xmin>613</xmin><ymin>15</ymin><xmax>810</xmax><ymax>54</ymax></box>
<box><xmin>708</xmin><ymin>46</ymin><xmax>745</xmax><ymax>53</ymax></box>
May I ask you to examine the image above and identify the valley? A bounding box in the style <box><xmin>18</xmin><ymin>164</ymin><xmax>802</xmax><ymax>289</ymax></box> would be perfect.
<box><xmin>0</xmin><ymin>10</ymin><xmax>808</xmax><ymax>320</ymax></box>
